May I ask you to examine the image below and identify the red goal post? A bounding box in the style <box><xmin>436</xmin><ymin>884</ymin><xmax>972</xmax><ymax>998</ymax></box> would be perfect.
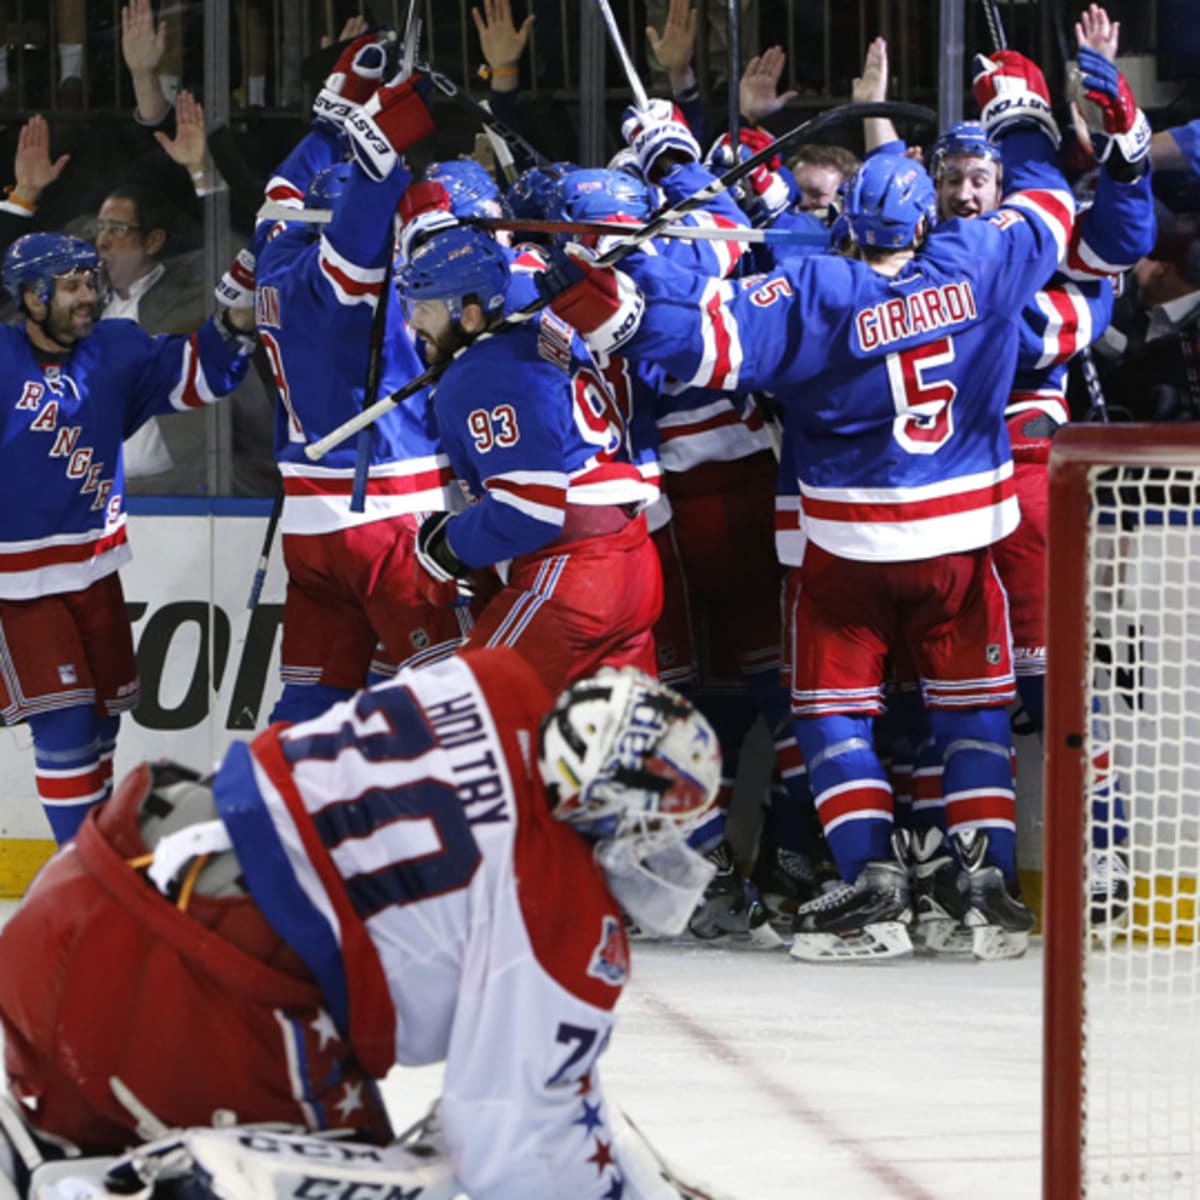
<box><xmin>1044</xmin><ymin>424</ymin><xmax>1200</xmax><ymax>1200</ymax></box>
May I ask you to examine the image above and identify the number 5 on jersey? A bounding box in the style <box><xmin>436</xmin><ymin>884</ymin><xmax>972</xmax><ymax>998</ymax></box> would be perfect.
<box><xmin>887</xmin><ymin>335</ymin><xmax>957</xmax><ymax>454</ymax></box>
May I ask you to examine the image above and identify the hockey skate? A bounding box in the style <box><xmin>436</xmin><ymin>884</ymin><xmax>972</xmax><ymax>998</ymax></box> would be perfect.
<box><xmin>909</xmin><ymin>828</ymin><xmax>974</xmax><ymax>957</ymax></box>
<box><xmin>687</xmin><ymin>841</ymin><xmax>783</xmax><ymax>949</ymax></box>
<box><xmin>957</xmin><ymin>831</ymin><xmax>1036</xmax><ymax>961</ymax></box>
<box><xmin>789</xmin><ymin>832</ymin><xmax>914</xmax><ymax>962</ymax></box>
<box><xmin>752</xmin><ymin>815</ymin><xmax>840</xmax><ymax>931</ymax></box>
<box><xmin>1089</xmin><ymin>846</ymin><xmax>1131</xmax><ymax>938</ymax></box>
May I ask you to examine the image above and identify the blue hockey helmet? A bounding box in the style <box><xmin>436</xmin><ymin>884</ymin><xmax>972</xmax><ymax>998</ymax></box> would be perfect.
<box><xmin>836</xmin><ymin>154</ymin><xmax>936</xmax><ymax>249</ymax></box>
<box><xmin>305</xmin><ymin>161</ymin><xmax>355</xmax><ymax>210</ymax></box>
<box><xmin>3</xmin><ymin>232</ymin><xmax>99</xmax><ymax>308</ymax></box>
<box><xmin>929</xmin><ymin>120</ymin><xmax>1001</xmax><ymax>178</ymax></box>
<box><xmin>506</xmin><ymin>163</ymin><xmax>574</xmax><ymax>220</ymax></box>
<box><xmin>424</xmin><ymin>159</ymin><xmax>509</xmax><ymax>220</ymax></box>
<box><xmin>396</xmin><ymin>224</ymin><xmax>511</xmax><ymax>320</ymax></box>
<box><xmin>547</xmin><ymin>168</ymin><xmax>654</xmax><ymax>224</ymax></box>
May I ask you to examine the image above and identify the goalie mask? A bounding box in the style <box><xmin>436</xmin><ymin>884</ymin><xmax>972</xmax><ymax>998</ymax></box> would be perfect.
<box><xmin>539</xmin><ymin>668</ymin><xmax>721</xmax><ymax>935</ymax></box>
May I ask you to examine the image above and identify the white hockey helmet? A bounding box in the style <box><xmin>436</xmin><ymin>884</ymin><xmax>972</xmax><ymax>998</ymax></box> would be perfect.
<box><xmin>539</xmin><ymin>668</ymin><xmax>721</xmax><ymax>936</ymax></box>
<box><xmin>539</xmin><ymin>667</ymin><xmax>720</xmax><ymax>838</ymax></box>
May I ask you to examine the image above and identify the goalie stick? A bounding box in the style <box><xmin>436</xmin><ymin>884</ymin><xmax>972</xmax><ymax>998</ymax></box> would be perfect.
<box><xmin>303</xmin><ymin>99</ymin><xmax>936</xmax><ymax>461</ymax></box>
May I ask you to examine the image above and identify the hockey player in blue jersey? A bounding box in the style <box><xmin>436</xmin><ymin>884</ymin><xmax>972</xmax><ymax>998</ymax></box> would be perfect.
<box><xmin>540</xmin><ymin>55</ymin><xmax>1078</xmax><ymax>958</ymax></box>
<box><xmin>0</xmin><ymin>232</ymin><xmax>256</xmax><ymax>844</ymax></box>
<box><xmin>251</xmin><ymin>34</ymin><xmax>472</xmax><ymax>723</ymax></box>
<box><xmin>856</xmin><ymin>10</ymin><xmax>1154</xmax><ymax>943</ymax></box>
<box><xmin>396</xmin><ymin>222</ymin><xmax>662</xmax><ymax>695</ymax></box>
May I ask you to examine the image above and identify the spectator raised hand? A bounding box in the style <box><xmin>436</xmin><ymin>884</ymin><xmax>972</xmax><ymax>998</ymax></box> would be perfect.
<box><xmin>10</xmin><ymin>115</ymin><xmax>70</xmax><ymax>210</ymax></box>
<box><xmin>851</xmin><ymin>36</ymin><xmax>888</xmax><ymax>104</ymax></box>
<box><xmin>320</xmin><ymin>14</ymin><xmax>370</xmax><ymax>50</ymax></box>
<box><xmin>740</xmin><ymin>46</ymin><xmax>797</xmax><ymax>124</ymax></box>
<box><xmin>121</xmin><ymin>0</ymin><xmax>170</xmax><ymax>125</ymax></box>
<box><xmin>646</xmin><ymin>0</ymin><xmax>698</xmax><ymax>95</ymax></box>
<box><xmin>153</xmin><ymin>89</ymin><xmax>222</xmax><ymax>193</ymax></box>
<box><xmin>472</xmin><ymin>0</ymin><xmax>535</xmax><ymax>93</ymax></box>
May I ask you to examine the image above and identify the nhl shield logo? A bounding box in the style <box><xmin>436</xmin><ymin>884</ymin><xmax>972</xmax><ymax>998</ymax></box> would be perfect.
<box><xmin>986</xmin><ymin>644</ymin><xmax>1002</xmax><ymax>665</ymax></box>
<box><xmin>587</xmin><ymin>915</ymin><xmax>629</xmax><ymax>988</ymax></box>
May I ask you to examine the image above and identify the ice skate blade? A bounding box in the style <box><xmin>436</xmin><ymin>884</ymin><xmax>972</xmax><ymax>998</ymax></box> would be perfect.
<box><xmin>687</xmin><ymin>921</ymin><xmax>785</xmax><ymax>951</ymax></box>
<box><xmin>911</xmin><ymin>917</ymin><xmax>975</xmax><ymax>958</ymax></box>
<box><xmin>969</xmin><ymin>926</ymin><xmax>1030</xmax><ymax>961</ymax></box>
<box><xmin>789</xmin><ymin>920</ymin><xmax>913</xmax><ymax>962</ymax></box>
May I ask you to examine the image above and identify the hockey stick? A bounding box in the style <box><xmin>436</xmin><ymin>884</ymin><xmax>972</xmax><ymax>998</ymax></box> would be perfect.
<box><xmin>980</xmin><ymin>0</ymin><xmax>1111</xmax><ymax>424</ymax></box>
<box><xmin>247</xmin><ymin>486</ymin><xmax>284</xmax><ymax>608</ymax></box>
<box><xmin>727</xmin><ymin>0</ymin><xmax>742</xmax><ymax>152</ymax></box>
<box><xmin>421</xmin><ymin>63</ymin><xmax>555</xmax><ymax>172</ymax></box>
<box><xmin>591</xmin><ymin>0</ymin><xmax>650</xmax><ymax>111</ymax></box>
<box><xmin>979</xmin><ymin>0</ymin><xmax>1008</xmax><ymax>52</ymax></box>
<box><xmin>255</xmin><ymin>201</ymin><xmax>829</xmax><ymax>245</ymax></box>
<box><xmin>303</xmin><ymin>99</ymin><xmax>936</xmax><ymax>460</ymax></box>
<box><xmin>480</xmin><ymin>99</ymin><xmax>519</xmax><ymax>183</ymax></box>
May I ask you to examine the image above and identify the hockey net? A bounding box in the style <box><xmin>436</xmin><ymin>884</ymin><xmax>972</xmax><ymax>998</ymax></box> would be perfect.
<box><xmin>1044</xmin><ymin>425</ymin><xmax>1200</xmax><ymax>1199</ymax></box>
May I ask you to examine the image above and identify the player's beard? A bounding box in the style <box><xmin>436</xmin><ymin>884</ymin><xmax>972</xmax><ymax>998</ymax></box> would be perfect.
<box><xmin>422</xmin><ymin>320</ymin><xmax>475</xmax><ymax>365</ymax></box>
<box><xmin>44</xmin><ymin>298</ymin><xmax>97</xmax><ymax>347</ymax></box>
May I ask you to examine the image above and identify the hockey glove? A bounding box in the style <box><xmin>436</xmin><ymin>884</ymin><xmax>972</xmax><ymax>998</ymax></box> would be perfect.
<box><xmin>971</xmin><ymin>50</ymin><xmax>1061</xmax><ymax>148</ymax></box>
<box><xmin>1073</xmin><ymin>45</ymin><xmax>1150</xmax><ymax>170</ymax></box>
<box><xmin>621</xmin><ymin>99</ymin><xmax>701</xmax><ymax>182</ymax></box>
<box><xmin>398</xmin><ymin>180</ymin><xmax>457</xmax><ymax>262</ymax></box>
<box><xmin>214</xmin><ymin>247</ymin><xmax>256</xmax><ymax>309</ymax></box>
<box><xmin>346</xmin><ymin>70</ymin><xmax>435</xmax><ymax>183</ymax></box>
<box><xmin>535</xmin><ymin>244</ymin><xmax>645</xmax><ymax>354</ymax></box>
<box><xmin>415</xmin><ymin>512</ymin><xmax>474</xmax><ymax>607</ymax></box>
<box><xmin>312</xmin><ymin>33</ymin><xmax>391</xmax><ymax>134</ymax></box>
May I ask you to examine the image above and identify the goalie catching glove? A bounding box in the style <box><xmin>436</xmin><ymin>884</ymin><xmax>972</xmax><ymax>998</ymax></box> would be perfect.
<box><xmin>1072</xmin><ymin>45</ymin><xmax>1151</xmax><ymax>172</ymax></box>
<box><xmin>535</xmin><ymin>244</ymin><xmax>645</xmax><ymax>355</ymax></box>
<box><xmin>971</xmin><ymin>49</ymin><xmax>1060</xmax><ymax>148</ymax></box>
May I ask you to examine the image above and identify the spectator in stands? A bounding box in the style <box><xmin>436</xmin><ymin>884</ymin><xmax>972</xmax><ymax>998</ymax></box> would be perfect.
<box><xmin>1097</xmin><ymin>213</ymin><xmax>1200</xmax><ymax>422</ymax></box>
<box><xmin>787</xmin><ymin>143</ymin><xmax>860</xmax><ymax>213</ymax></box>
<box><xmin>0</xmin><ymin>0</ymin><xmax>87</xmax><ymax>108</ymax></box>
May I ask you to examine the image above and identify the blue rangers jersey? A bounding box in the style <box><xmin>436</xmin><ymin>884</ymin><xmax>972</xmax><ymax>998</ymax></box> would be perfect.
<box><xmin>1164</xmin><ymin>118</ymin><xmax>1200</xmax><ymax>178</ymax></box>
<box><xmin>0</xmin><ymin>317</ymin><xmax>250</xmax><ymax>599</ymax></box>
<box><xmin>1010</xmin><ymin>164</ymin><xmax>1155</xmax><ymax>421</ymax></box>
<box><xmin>255</xmin><ymin>128</ymin><xmax>455</xmax><ymax>536</ymax></box>
<box><xmin>604</xmin><ymin>132</ymin><xmax>1075</xmax><ymax>563</ymax></box>
<box><xmin>430</xmin><ymin>311</ymin><xmax>658</xmax><ymax>569</ymax></box>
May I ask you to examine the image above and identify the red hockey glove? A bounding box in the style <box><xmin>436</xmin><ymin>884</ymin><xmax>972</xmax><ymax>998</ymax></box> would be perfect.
<box><xmin>1073</xmin><ymin>45</ymin><xmax>1150</xmax><ymax>168</ymax></box>
<box><xmin>536</xmin><ymin>245</ymin><xmax>645</xmax><ymax>354</ymax></box>
<box><xmin>312</xmin><ymin>33</ymin><xmax>391</xmax><ymax>133</ymax></box>
<box><xmin>414</xmin><ymin>512</ymin><xmax>475</xmax><ymax>608</ymax></box>
<box><xmin>971</xmin><ymin>49</ymin><xmax>1060</xmax><ymax>147</ymax></box>
<box><xmin>398</xmin><ymin>180</ymin><xmax>457</xmax><ymax>261</ymax></box>
<box><xmin>346</xmin><ymin>70</ymin><xmax>435</xmax><ymax>182</ymax></box>
<box><xmin>621</xmin><ymin>99</ymin><xmax>701</xmax><ymax>182</ymax></box>
<box><xmin>214</xmin><ymin>246</ymin><xmax>256</xmax><ymax>309</ymax></box>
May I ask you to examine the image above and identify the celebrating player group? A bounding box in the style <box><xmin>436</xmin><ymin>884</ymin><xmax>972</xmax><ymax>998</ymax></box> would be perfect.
<box><xmin>0</xmin><ymin>0</ymin><xmax>1182</xmax><ymax>1195</ymax></box>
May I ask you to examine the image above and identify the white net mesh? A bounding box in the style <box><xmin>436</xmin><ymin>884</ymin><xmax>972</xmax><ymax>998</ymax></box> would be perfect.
<box><xmin>1083</xmin><ymin>464</ymin><xmax>1200</xmax><ymax>1197</ymax></box>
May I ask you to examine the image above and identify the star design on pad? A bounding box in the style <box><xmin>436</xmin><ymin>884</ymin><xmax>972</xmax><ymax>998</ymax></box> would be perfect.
<box><xmin>310</xmin><ymin>1009</ymin><xmax>341</xmax><ymax>1052</ymax></box>
<box><xmin>602</xmin><ymin>1176</ymin><xmax>625</xmax><ymax>1200</ymax></box>
<box><xmin>574</xmin><ymin>1100</ymin><xmax>604</xmax><ymax>1135</ymax></box>
<box><xmin>588</xmin><ymin>1138</ymin><xmax>615</xmax><ymax>1175</ymax></box>
<box><xmin>335</xmin><ymin>1081</ymin><xmax>363</xmax><ymax>1121</ymax></box>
